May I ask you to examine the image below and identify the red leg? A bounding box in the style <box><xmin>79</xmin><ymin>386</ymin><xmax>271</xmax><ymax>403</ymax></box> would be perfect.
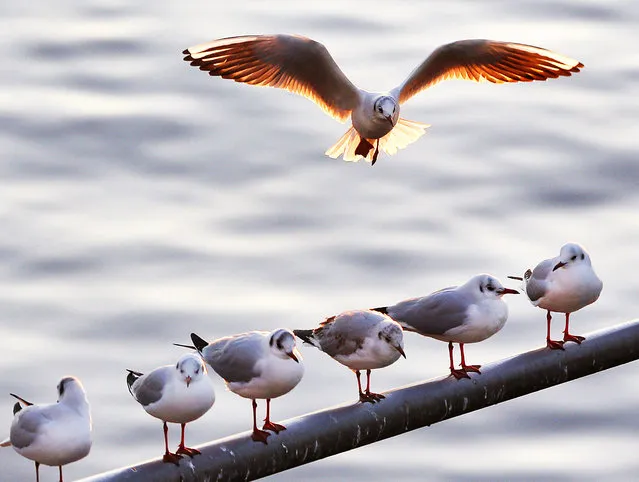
<box><xmin>176</xmin><ymin>423</ymin><xmax>201</xmax><ymax>457</ymax></box>
<box><xmin>35</xmin><ymin>462</ymin><xmax>40</xmax><ymax>482</ymax></box>
<box><xmin>563</xmin><ymin>312</ymin><xmax>585</xmax><ymax>344</ymax></box>
<box><xmin>162</xmin><ymin>422</ymin><xmax>181</xmax><ymax>465</ymax></box>
<box><xmin>546</xmin><ymin>311</ymin><xmax>565</xmax><ymax>350</ymax></box>
<box><xmin>58</xmin><ymin>465</ymin><xmax>63</xmax><ymax>482</ymax></box>
<box><xmin>364</xmin><ymin>369</ymin><xmax>385</xmax><ymax>402</ymax></box>
<box><xmin>371</xmin><ymin>139</ymin><xmax>380</xmax><ymax>165</ymax></box>
<box><xmin>262</xmin><ymin>398</ymin><xmax>286</xmax><ymax>433</ymax></box>
<box><xmin>251</xmin><ymin>399</ymin><xmax>270</xmax><ymax>444</ymax></box>
<box><xmin>459</xmin><ymin>343</ymin><xmax>481</xmax><ymax>373</ymax></box>
<box><xmin>448</xmin><ymin>342</ymin><xmax>470</xmax><ymax>379</ymax></box>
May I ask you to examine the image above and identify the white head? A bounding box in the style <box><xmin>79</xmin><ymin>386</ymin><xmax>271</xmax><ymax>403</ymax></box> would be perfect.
<box><xmin>373</xmin><ymin>96</ymin><xmax>399</xmax><ymax>127</ymax></box>
<box><xmin>175</xmin><ymin>353</ymin><xmax>207</xmax><ymax>388</ymax></box>
<box><xmin>269</xmin><ymin>328</ymin><xmax>302</xmax><ymax>363</ymax></box>
<box><xmin>465</xmin><ymin>274</ymin><xmax>519</xmax><ymax>300</ymax></box>
<box><xmin>554</xmin><ymin>243</ymin><xmax>592</xmax><ymax>271</ymax></box>
<box><xmin>377</xmin><ymin>322</ymin><xmax>406</xmax><ymax>358</ymax></box>
<box><xmin>57</xmin><ymin>376</ymin><xmax>90</xmax><ymax>412</ymax></box>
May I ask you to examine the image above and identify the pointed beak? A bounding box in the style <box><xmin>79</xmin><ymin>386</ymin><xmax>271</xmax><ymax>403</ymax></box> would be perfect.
<box><xmin>553</xmin><ymin>261</ymin><xmax>566</xmax><ymax>271</ymax></box>
<box><xmin>185</xmin><ymin>375</ymin><xmax>192</xmax><ymax>387</ymax></box>
<box><xmin>287</xmin><ymin>351</ymin><xmax>299</xmax><ymax>363</ymax></box>
<box><xmin>385</xmin><ymin>115</ymin><xmax>394</xmax><ymax>127</ymax></box>
<box><xmin>394</xmin><ymin>345</ymin><xmax>407</xmax><ymax>359</ymax></box>
<box><xmin>497</xmin><ymin>288</ymin><xmax>519</xmax><ymax>295</ymax></box>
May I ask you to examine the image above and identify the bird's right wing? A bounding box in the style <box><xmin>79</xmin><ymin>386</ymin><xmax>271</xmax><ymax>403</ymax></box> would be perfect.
<box><xmin>184</xmin><ymin>34</ymin><xmax>361</xmax><ymax>122</ymax></box>
<box><xmin>394</xmin><ymin>39</ymin><xmax>583</xmax><ymax>104</ymax></box>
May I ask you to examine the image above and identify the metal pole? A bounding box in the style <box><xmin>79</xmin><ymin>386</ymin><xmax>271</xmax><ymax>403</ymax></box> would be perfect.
<box><xmin>80</xmin><ymin>320</ymin><xmax>639</xmax><ymax>482</ymax></box>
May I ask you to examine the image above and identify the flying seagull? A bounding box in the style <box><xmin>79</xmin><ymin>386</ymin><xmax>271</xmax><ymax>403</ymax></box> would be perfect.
<box><xmin>183</xmin><ymin>34</ymin><xmax>583</xmax><ymax>164</ymax></box>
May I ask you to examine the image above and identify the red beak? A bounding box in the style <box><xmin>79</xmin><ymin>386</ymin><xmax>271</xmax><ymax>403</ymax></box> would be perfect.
<box><xmin>497</xmin><ymin>288</ymin><xmax>519</xmax><ymax>295</ymax></box>
<box><xmin>287</xmin><ymin>352</ymin><xmax>299</xmax><ymax>363</ymax></box>
<box><xmin>186</xmin><ymin>376</ymin><xmax>192</xmax><ymax>387</ymax></box>
<box><xmin>553</xmin><ymin>261</ymin><xmax>566</xmax><ymax>271</ymax></box>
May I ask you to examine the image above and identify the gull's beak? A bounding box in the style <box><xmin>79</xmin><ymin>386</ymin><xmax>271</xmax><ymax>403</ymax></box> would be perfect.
<box><xmin>385</xmin><ymin>115</ymin><xmax>394</xmax><ymax>127</ymax></box>
<box><xmin>394</xmin><ymin>345</ymin><xmax>407</xmax><ymax>359</ymax></box>
<box><xmin>185</xmin><ymin>375</ymin><xmax>192</xmax><ymax>387</ymax></box>
<box><xmin>287</xmin><ymin>351</ymin><xmax>299</xmax><ymax>363</ymax></box>
<box><xmin>497</xmin><ymin>287</ymin><xmax>519</xmax><ymax>295</ymax></box>
<box><xmin>553</xmin><ymin>261</ymin><xmax>566</xmax><ymax>271</ymax></box>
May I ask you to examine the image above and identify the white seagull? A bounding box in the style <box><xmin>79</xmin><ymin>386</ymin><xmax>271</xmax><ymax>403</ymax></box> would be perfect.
<box><xmin>186</xmin><ymin>329</ymin><xmax>304</xmax><ymax>444</ymax></box>
<box><xmin>126</xmin><ymin>353</ymin><xmax>215</xmax><ymax>465</ymax></box>
<box><xmin>508</xmin><ymin>242</ymin><xmax>603</xmax><ymax>350</ymax></box>
<box><xmin>0</xmin><ymin>376</ymin><xmax>92</xmax><ymax>482</ymax></box>
<box><xmin>294</xmin><ymin>310</ymin><xmax>405</xmax><ymax>403</ymax></box>
<box><xmin>183</xmin><ymin>34</ymin><xmax>583</xmax><ymax>164</ymax></box>
<box><xmin>373</xmin><ymin>274</ymin><xmax>518</xmax><ymax>379</ymax></box>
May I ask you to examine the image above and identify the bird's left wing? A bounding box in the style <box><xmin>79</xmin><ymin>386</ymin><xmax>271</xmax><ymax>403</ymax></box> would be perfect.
<box><xmin>184</xmin><ymin>34</ymin><xmax>360</xmax><ymax>122</ymax></box>
<box><xmin>394</xmin><ymin>39</ymin><xmax>583</xmax><ymax>104</ymax></box>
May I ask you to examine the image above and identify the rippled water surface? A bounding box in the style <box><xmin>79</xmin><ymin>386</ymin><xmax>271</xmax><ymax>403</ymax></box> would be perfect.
<box><xmin>1</xmin><ymin>0</ymin><xmax>639</xmax><ymax>480</ymax></box>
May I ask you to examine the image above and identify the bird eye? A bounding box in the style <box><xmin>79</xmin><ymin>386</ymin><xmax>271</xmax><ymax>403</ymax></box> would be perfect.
<box><xmin>571</xmin><ymin>255</ymin><xmax>577</xmax><ymax>261</ymax></box>
<box><xmin>487</xmin><ymin>285</ymin><xmax>495</xmax><ymax>291</ymax></box>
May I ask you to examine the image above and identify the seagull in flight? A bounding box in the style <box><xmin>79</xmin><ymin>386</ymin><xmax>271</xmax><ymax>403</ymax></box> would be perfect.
<box><xmin>183</xmin><ymin>34</ymin><xmax>583</xmax><ymax>164</ymax></box>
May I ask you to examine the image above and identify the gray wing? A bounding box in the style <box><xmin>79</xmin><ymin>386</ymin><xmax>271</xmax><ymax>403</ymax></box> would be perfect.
<box><xmin>525</xmin><ymin>258</ymin><xmax>554</xmax><ymax>302</ymax></box>
<box><xmin>131</xmin><ymin>368</ymin><xmax>170</xmax><ymax>407</ymax></box>
<box><xmin>183</xmin><ymin>34</ymin><xmax>360</xmax><ymax>122</ymax></box>
<box><xmin>395</xmin><ymin>39</ymin><xmax>583</xmax><ymax>104</ymax></box>
<box><xmin>203</xmin><ymin>332</ymin><xmax>265</xmax><ymax>383</ymax></box>
<box><xmin>10</xmin><ymin>406</ymin><xmax>52</xmax><ymax>449</ymax></box>
<box><xmin>315</xmin><ymin>311</ymin><xmax>383</xmax><ymax>357</ymax></box>
<box><xmin>386</xmin><ymin>288</ymin><xmax>473</xmax><ymax>336</ymax></box>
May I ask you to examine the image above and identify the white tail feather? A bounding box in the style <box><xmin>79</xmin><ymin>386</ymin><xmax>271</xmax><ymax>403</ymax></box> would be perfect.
<box><xmin>325</xmin><ymin>118</ymin><xmax>430</xmax><ymax>163</ymax></box>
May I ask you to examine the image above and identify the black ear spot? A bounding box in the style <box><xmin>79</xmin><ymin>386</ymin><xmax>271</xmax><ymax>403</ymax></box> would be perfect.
<box><xmin>581</xmin><ymin>253</ymin><xmax>585</xmax><ymax>260</ymax></box>
<box><xmin>269</xmin><ymin>335</ymin><xmax>275</xmax><ymax>347</ymax></box>
<box><xmin>58</xmin><ymin>380</ymin><xmax>66</xmax><ymax>397</ymax></box>
<box><xmin>479</xmin><ymin>285</ymin><xmax>484</xmax><ymax>293</ymax></box>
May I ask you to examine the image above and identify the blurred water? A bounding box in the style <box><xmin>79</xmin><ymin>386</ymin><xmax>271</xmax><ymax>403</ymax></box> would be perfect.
<box><xmin>1</xmin><ymin>0</ymin><xmax>639</xmax><ymax>480</ymax></box>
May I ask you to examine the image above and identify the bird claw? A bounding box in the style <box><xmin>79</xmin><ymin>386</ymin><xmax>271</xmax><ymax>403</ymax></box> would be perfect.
<box><xmin>262</xmin><ymin>421</ymin><xmax>287</xmax><ymax>433</ymax></box>
<box><xmin>251</xmin><ymin>428</ymin><xmax>270</xmax><ymax>444</ymax></box>
<box><xmin>563</xmin><ymin>334</ymin><xmax>585</xmax><ymax>344</ymax></box>
<box><xmin>359</xmin><ymin>392</ymin><xmax>385</xmax><ymax>403</ymax></box>
<box><xmin>546</xmin><ymin>339</ymin><xmax>565</xmax><ymax>350</ymax></box>
<box><xmin>450</xmin><ymin>369</ymin><xmax>471</xmax><ymax>380</ymax></box>
<box><xmin>461</xmin><ymin>364</ymin><xmax>482</xmax><ymax>374</ymax></box>
<box><xmin>162</xmin><ymin>452</ymin><xmax>182</xmax><ymax>465</ymax></box>
<box><xmin>176</xmin><ymin>446</ymin><xmax>201</xmax><ymax>458</ymax></box>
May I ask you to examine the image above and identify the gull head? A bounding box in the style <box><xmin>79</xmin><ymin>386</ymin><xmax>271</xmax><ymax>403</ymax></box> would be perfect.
<box><xmin>377</xmin><ymin>322</ymin><xmax>406</xmax><ymax>358</ymax></box>
<box><xmin>467</xmin><ymin>274</ymin><xmax>519</xmax><ymax>299</ymax></box>
<box><xmin>269</xmin><ymin>328</ymin><xmax>302</xmax><ymax>363</ymax></box>
<box><xmin>373</xmin><ymin>96</ymin><xmax>399</xmax><ymax>127</ymax></box>
<box><xmin>175</xmin><ymin>353</ymin><xmax>206</xmax><ymax>388</ymax></box>
<box><xmin>57</xmin><ymin>376</ymin><xmax>90</xmax><ymax>409</ymax></box>
<box><xmin>553</xmin><ymin>242</ymin><xmax>591</xmax><ymax>271</ymax></box>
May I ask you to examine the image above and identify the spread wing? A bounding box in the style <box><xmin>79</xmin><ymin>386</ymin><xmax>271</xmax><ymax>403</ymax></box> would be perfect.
<box><xmin>386</xmin><ymin>288</ymin><xmax>472</xmax><ymax>336</ymax></box>
<box><xmin>183</xmin><ymin>34</ymin><xmax>360</xmax><ymax>122</ymax></box>
<box><xmin>395</xmin><ymin>39</ymin><xmax>583</xmax><ymax>104</ymax></box>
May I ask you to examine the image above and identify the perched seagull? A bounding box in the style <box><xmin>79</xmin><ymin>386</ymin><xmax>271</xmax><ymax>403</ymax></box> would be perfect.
<box><xmin>373</xmin><ymin>274</ymin><xmax>518</xmax><ymax>379</ymax></box>
<box><xmin>0</xmin><ymin>377</ymin><xmax>92</xmax><ymax>482</ymax></box>
<box><xmin>184</xmin><ymin>329</ymin><xmax>304</xmax><ymax>444</ymax></box>
<box><xmin>294</xmin><ymin>310</ymin><xmax>405</xmax><ymax>403</ymax></box>
<box><xmin>126</xmin><ymin>353</ymin><xmax>215</xmax><ymax>465</ymax></box>
<box><xmin>508</xmin><ymin>243</ymin><xmax>603</xmax><ymax>350</ymax></box>
<box><xmin>183</xmin><ymin>34</ymin><xmax>583</xmax><ymax>164</ymax></box>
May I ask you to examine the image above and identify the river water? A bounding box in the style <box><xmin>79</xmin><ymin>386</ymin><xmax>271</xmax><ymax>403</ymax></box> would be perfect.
<box><xmin>1</xmin><ymin>0</ymin><xmax>638</xmax><ymax>480</ymax></box>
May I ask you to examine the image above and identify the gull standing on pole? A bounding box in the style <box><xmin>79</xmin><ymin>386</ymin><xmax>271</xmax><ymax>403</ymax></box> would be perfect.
<box><xmin>184</xmin><ymin>329</ymin><xmax>304</xmax><ymax>444</ymax></box>
<box><xmin>126</xmin><ymin>353</ymin><xmax>215</xmax><ymax>465</ymax></box>
<box><xmin>1</xmin><ymin>377</ymin><xmax>92</xmax><ymax>482</ymax></box>
<box><xmin>373</xmin><ymin>274</ymin><xmax>518</xmax><ymax>379</ymax></box>
<box><xmin>508</xmin><ymin>242</ymin><xmax>603</xmax><ymax>350</ymax></box>
<box><xmin>183</xmin><ymin>34</ymin><xmax>583</xmax><ymax>164</ymax></box>
<box><xmin>294</xmin><ymin>310</ymin><xmax>405</xmax><ymax>403</ymax></box>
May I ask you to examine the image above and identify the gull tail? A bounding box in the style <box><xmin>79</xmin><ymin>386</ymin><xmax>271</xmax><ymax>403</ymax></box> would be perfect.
<box><xmin>325</xmin><ymin>118</ymin><xmax>430</xmax><ymax>164</ymax></box>
<box><xmin>293</xmin><ymin>329</ymin><xmax>321</xmax><ymax>350</ymax></box>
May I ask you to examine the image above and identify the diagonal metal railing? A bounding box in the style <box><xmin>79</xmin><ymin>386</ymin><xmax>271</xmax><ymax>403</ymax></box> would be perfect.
<box><xmin>78</xmin><ymin>320</ymin><xmax>639</xmax><ymax>482</ymax></box>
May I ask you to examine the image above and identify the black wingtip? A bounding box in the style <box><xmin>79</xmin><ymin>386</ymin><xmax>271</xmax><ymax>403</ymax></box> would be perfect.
<box><xmin>174</xmin><ymin>342</ymin><xmax>196</xmax><ymax>350</ymax></box>
<box><xmin>292</xmin><ymin>329</ymin><xmax>314</xmax><ymax>345</ymax></box>
<box><xmin>9</xmin><ymin>393</ymin><xmax>32</xmax><ymax>407</ymax></box>
<box><xmin>371</xmin><ymin>306</ymin><xmax>388</xmax><ymax>314</ymax></box>
<box><xmin>191</xmin><ymin>333</ymin><xmax>209</xmax><ymax>352</ymax></box>
<box><xmin>12</xmin><ymin>402</ymin><xmax>21</xmax><ymax>415</ymax></box>
<box><xmin>125</xmin><ymin>370</ymin><xmax>142</xmax><ymax>398</ymax></box>
<box><xmin>507</xmin><ymin>276</ymin><xmax>524</xmax><ymax>281</ymax></box>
